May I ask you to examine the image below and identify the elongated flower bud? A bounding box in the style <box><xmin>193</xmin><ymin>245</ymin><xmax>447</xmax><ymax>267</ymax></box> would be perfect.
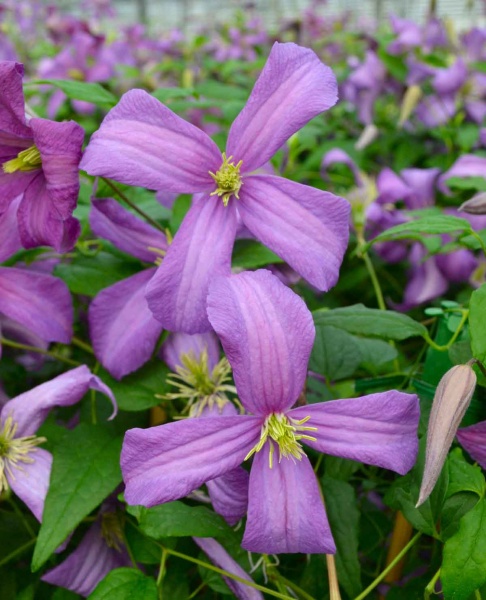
<box><xmin>459</xmin><ymin>192</ymin><xmax>486</xmax><ymax>215</ymax></box>
<box><xmin>417</xmin><ymin>364</ymin><xmax>477</xmax><ymax>507</ymax></box>
<box><xmin>398</xmin><ymin>85</ymin><xmax>422</xmax><ymax>127</ymax></box>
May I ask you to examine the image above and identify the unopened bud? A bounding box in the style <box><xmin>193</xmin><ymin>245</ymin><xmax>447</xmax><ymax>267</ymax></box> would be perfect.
<box><xmin>355</xmin><ymin>123</ymin><xmax>379</xmax><ymax>150</ymax></box>
<box><xmin>416</xmin><ymin>364</ymin><xmax>477</xmax><ymax>507</ymax></box>
<box><xmin>398</xmin><ymin>85</ymin><xmax>422</xmax><ymax>128</ymax></box>
<box><xmin>459</xmin><ymin>192</ymin><xmax>486</xmax><ymax>215</ymax></box>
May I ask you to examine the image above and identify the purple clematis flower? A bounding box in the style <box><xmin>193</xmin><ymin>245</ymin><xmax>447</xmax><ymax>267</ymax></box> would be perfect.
<box><xmin>0</xmin><ymin>61</ymin><xmax>84</xmax><ymax>252</ymax></box>
<box><xmin>0</xmin><ymin>366</ymin><xmax>116</xmax><ymax>522</ymax></box>
<box><xmin>457</xmin><ymin>421</ymin><xmax>486</xmax><ymax>469</ymax></box>
<box><xmin>121</xmin><ymin>270</ymin><xmax>420</xmax><ymax>554</ymax></box>
<box><xmin>80</xmin><ymin>42</ymin><xmax>351</xmax><ymax>333</ymax></box>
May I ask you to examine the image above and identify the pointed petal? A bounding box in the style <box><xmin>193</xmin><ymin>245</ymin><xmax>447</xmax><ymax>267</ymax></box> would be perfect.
<box><xmin>160</xmin><ymin>331</ymin><xmax>220</xmax><ymax>372</ymax></box>
<box><xmin>227</xmin><ymin>42</ymin><xmax>337</xmax><ymax>173</ymax></box>
<box><xmin>0</xmin><ymin>194</ymin><xmax>22</xmax><ymax>262</ymax></box>
<box><xmin>90</xmin><ymin>198</ymin><xmax>168</xmax><ymax>262</ymax></box>
<box><xmin>121</xmin><ymin>416</ymin><xmax>260</xmax><ymax>507</ymax></box>
<box><xmin>207</xmin><ymin>270</ymin><xmax>314</xmax><ymax>416</ymax></box>
<box><xmin>0</xmin><ymin>365</ymin><xmax>117</xmax><ymax>437</ymax></box>
<box><xmin>42</xmin><ymin>522</ymin><xmax>131</xmax><ymax>596</ymax></box>
<box><xmin>376</xmin><ymin>168</ymin><xmax>411</xmax><ymax>204</ymax></box>
<box><xmin>238</xmin><ymin>176</ymin><xmax>350</xmax><ymax>290</ymax></box>
<box><xmin>0</xmin><ymin>62</ymin><xmax>31</xmax><ymax>138</ymax></box>
<box><xmin>89</xmin><ymin>268</ymin><xmax>162</xmax><ymax>379</ymax></box>
<box><xmin>457</xmin><ymin>421</ymin><xmax>486</xmax><ymax>470</ymax></box>
<box><xmin>290</xmin><ymin>391</ymin><xmax>420</xmax><ymax>475</ymax></box>
<box><xmin>193</xmin><ymin>537</ymin><xmax>264</xmax><ymax>600</ymax></box>
<box><xmin>80</xmin><ymin>89</ymin><xmax>221</xmax><ymax>193</ymax></box>
<box><xmin>206</xmin><ymin>467</ymin><xmax>249</xmax><ymax>526</ymax></box>
<box><xmin>145</xmin><ymin>195</ymin><xmax>237</xmax><ymax>334</ymax></box>
<box><xmin>0</xmin><ymin>266</ymin><xmax>73</xmax><ymax>344</ymax></box>
<box><xmin>7</xmin><ymin>448</ymin><xmax>52</xmax><ymax>522</ymax></box>
<box><xmin>242</xmin><ymin>446</ymin><xmax>334</xmax><ymax>554</ymax></box>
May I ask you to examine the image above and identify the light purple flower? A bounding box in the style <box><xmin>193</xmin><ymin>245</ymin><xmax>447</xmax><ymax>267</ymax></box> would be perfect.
<box><xmin>121</xmin><ymin>270</ymin><xmax>420</xmax><ymax>554</ymax></box>
<box><xmin>0</xmin><ymin>61</ymin><xmax>84</xmax><ymax>252</ymax></box>
<box><xmin>0</xmin><ymin>366</ymin><xmax>116</xmax><ymax>521</ymax></box>
<box><xmin>80</xmin><ymin>42</ymin><xmax>350</xmax><ymax>333</ymax></box>
<box><xmin>457</xmin><ymin>421</ymin><xmax>486</xmax><ymax>469</ymax></box>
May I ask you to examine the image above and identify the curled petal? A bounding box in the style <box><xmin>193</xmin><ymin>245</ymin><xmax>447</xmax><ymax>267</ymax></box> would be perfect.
<box><xmin>0</xmin><ymin>194</ymin><xmax>22</xmax><ymax>262</ymax></box>
<box><xmin>321</xmin><ymin>148</ymin><xmax>363</xmax><ymax>187</ymax></box>
<box><xmin>160</xmin><ymin>331</ymin><xmax>220</xmax><ymax>372</ymax></box>
<box><xmin>207</xmin><ymin>270</ymin><xmax>315</xmax><ymax>416</ymax></box>
<box><xmin>207</xmin><ymin>467</ymin><xmax>249</xmax><ymax>526</ymax></box>
<box><xmin>0</xmin><ymin>62</ymin><xmax>31</xmax><ymax>138</ymax></box>
<box><xmin>457</xmin><ymin>421</ymin><xmax>486</xmax><ymax>470</ymax></box>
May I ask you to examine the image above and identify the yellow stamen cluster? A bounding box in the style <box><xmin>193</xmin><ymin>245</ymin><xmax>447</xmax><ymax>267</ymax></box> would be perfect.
<box><xmin>0</xmin><ymin>416</ymin><xmax>46</xmax><ymax>494</ymax></box>
<box><xmin>3</xmin><ymin>145</ymin><xmax>42</xmax><ymax>174</ymax></box>
<box><xmin>209</xmin><ymin>152</ymin><xmax>243</xmax><ymax>206</ymax></box>
<box><xmin>245</xmin><ymin>413</ymin><xmax>317</xmax><ymax>469</ymax></box>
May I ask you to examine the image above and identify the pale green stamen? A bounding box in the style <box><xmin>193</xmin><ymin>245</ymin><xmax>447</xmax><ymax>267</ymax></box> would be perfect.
<box><xmin>0</xmin><ymin>416</ymin><xmax>46</xmax><ymax>494</ymax></box>
<box><xmin>3</xmin><ymin>145</ymin><xmax>42</xmax><ymax>174</ymax></box>
<box><xmin>159</xmin><ymin>349</ymin><xmax>238</xmax><ymax>416</ymax></box>
<box><xmin>209</xmin><ymin>152</ymin><xmax>243</xmax><ymax>206</ymax></box>
<box><xmin>245</xmin><ymin>413</ymin><xmax>317</xmax><ymax>468</ymax></box>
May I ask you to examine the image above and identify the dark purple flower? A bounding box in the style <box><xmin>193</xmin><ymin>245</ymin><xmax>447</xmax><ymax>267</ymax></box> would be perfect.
<box><xmin>121</xmin><ymin>270</ymin><xmax>420</xmax><ymax>554</ymax></box>
<box><xmin>80</xmin><ymin>42</ymin><xmax>350</xmax><ymax>333</ymax></box>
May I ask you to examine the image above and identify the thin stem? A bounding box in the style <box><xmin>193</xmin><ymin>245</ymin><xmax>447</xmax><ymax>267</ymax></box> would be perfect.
<box><xmin>271</xmin><ymin>573</ymin><xmax>317</xmax><ymax>600</ymax></box>
<box><xmin>470</xmin><ymin>230</ymin><xmax>486</xmax><ymax>256</ymax></box>
<box><xmin>187</xmin><ymin>582</ymin><xmax>206</xmax><ymax>599</ymax></box>
<box><xmin>0</xmin><ymin>338</ymin><xmax>81</xmax><ymax>367</ymax></box>
<box><xmin>71</xmin><ymin>336</ymin><xmax>95</xmax><ymax>354</ymax></box>
<box><xmin>0</xmin><ymin>538</ymin><xmax>36</xmax><ymax>567</ymax></box>
<box><xmin>101</xmin><ymin>178</ymin><xmax>166</xmax><ymax>233</ymax></box>
<box><xmin>361</xmin><ymin>251</ymin><xmax>386</xmax><ymax>311</ymax></box>
<box><xmin>326</xmin><ymin>554</ymin><xmax>342</xmax><ymax>600</ymax></box>
<box><xmin>162</xmin><ymin>547</ymin><xmax>297</xmax><ymax>600</ymax></box>
<box><xmin>475</xmin><ymin>590</ymin><xmax>482</xmax><ymax>600</ymax></box>
<box><xmin>352</xmin><ymin>532</ymin><xmax>422</xmax><ymax>600</ymax></box>
<box><xmin>8</xmin><ymin>499</ymin><xmax>36</xmax><ymax>538</ymax></box>
<box><xmin>423</xmin><ymin>309</ymin><xmax>469</xmax><ymax>351</ymax></box>
<box><xmin>156</xmin><ymin>547</ymin><xmax>168</xmax><ymax>588</ymax></box>
<box><xmin>424</xmin><ymin>568</ymin><xmax>441</xmax><ymax>599</ymax></box>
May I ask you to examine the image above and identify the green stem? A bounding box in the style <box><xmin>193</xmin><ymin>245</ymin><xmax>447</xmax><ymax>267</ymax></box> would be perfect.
<box><xmin>274</xmin><ymin>573</ymin><xmax>317</xmax><ymax>600</ymax></box>
<box><xmin>187</xmin><ymin>582</ymin><xmax>206</xmax><ymax>599</ymax></box>
<box><xmin>156</xmin><ymin>547</ymin><xmax>168</xmax><ymax>589</ymax></box>
<box><xmin>352</xmin><ymin>532</ymin><xmax>422</xmax><ymax>600</ymax></box>
<box><xmin>423</xmin><ymin>309</ymin><xmax>469</xmax><ymax>351</ymax></box>
<box><xmin>424</xmin><ymin>568</ymin><xmax>441</xmax><ymax>599</ymax></box>
<box><xmin>470</xmin><ymin>230</ymin><xmax>486</xmax><ymax>256</ymax></box>
<box><xmin>475</xmin><ymin>590</ymin><xmax>482</xmax><ymax>600</ymax></box>
<box><xmin>101</xmin><ymin>178</ymin><xmax>166</xmax><ymax>233</ymax></box>
<box><xmin>71</xmin><ymin>336</ymin><xmax>95</xmax><ymax>354</ymax></box>
<box><xmin>0</xmin><ymin>338</ymin><xmax>81</xmax><ymax>367</ymax></box>
<box><xmin>361</xmin><ymin>251</ymin><xmax>386</xmax><ymax>311</ymax></box>
<box><xmin>162</xmin><ymin>547</ymin><xmax>297</xmax><ymax>600</ymax></box>
<box><xmin>8</xmin><ymin>499</ymin><xmax>36</xmax><ymax>538</ymax></box>
<box><xmin>0</xmin><ymin>538</ymin><xmax>36</xmax><ymax>567</ymax></box>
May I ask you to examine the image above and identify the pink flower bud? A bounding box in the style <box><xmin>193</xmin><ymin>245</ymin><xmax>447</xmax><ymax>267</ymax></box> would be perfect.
<box><xmin>459</xmin><ymin>192</ymin><xmax>486</xmax><ymax>215</ymax></box>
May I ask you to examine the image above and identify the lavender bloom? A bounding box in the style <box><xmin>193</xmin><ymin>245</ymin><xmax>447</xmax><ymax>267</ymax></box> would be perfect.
<box><xmin>0</xmin><ymin>62</ymin><xmax>84</xmax><ymax>252</ymax></box>
<box><xmin>0</xmin><ymin>366</ymin><xmax>116</xmax><ymax>522</ymax></box>
<box><xmin>457</xmin><ymin>421</ymin><xmax>486</xmax><ymax>469</ymax></box>
<box><xmin>121</xmin><ymin>270</ymin><xmax>420</xmax><ymax>554</ymax></box>
<box><xmin>80</xmin><ymin>42</ymin><xmax>350</xmax><ymax>333</ymax></box>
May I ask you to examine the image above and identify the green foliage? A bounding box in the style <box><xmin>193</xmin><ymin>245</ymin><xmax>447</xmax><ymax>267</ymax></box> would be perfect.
<box><xmin>470</xmin><ymin>284</ymin><xmax>486</xmax><ymax>363</ymax></box>
<box><xmin>32</xmin><ymin>79</ymin><xmax>117</xmax><ymax>107</ymax></box>
<box><xmin>89</xmin><ymin>568</ymin><xmax>158</xmax><ymax>600</ymax></box>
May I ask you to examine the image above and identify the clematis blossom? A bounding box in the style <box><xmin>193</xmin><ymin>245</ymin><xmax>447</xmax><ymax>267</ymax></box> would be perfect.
<box><xmin>80</xmin><ymin>42</ymin><xmax>350</xmax><ymax>333</ymax></box>
<box><xmin>121</xmin><ymin>270</ymin><xmax>420</xmax><ymax>554</ymax></box>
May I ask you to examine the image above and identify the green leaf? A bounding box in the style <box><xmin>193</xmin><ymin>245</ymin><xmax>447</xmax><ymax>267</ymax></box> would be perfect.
<box><xmin>321</xmin><ymin>476</ymin><xmax>361</xmax><ymax>598</ymax></box>
<box><xmin>152</xmin><ymin>87</ymin><xmax>196</xmax><ymax>102</ymax></box>
<box><xmin>440</xmin><ymin>492</ymin><xmax>479</xmax><ymax>541</ymax></box>
<box><xmin>129</xmin><ymin>501</ymin><xmax>231</xmax><ymax>539</ymax></box>
<box><xmin>442</xmin><ymin>499</ymin><xmax>486</xmax><ymax>600</ymax></box>
<box><xmin>445</xmin><ymin>176</ymin><xmax>486</xmax><ymax>191</ymax></box>
<box><xmin>310</xmin><ymin>325</ymin><xmax>362</xmax><ymax>380</ymax></box>
<box><xmin>32</xmin><ymin>79</ymin><xmax>117</xmax><ymax>107</ymax></box>
<box><xmin>32</xmin><ymin>424</ymin><xmax>123</xmax><ymax>571</ymax></box>
<box><xmin>447</xmin><ymin>448</ymin><xmax>485</xmax><ymax>499</ymax></box>
<box><xmin>232</xmin><ymin>239</ymin><xmax>282</xmax><ymax>269</ymax></box>
<box><xmin>356</xmin><ymin>337</ymin><xmax>398</xmax><ymax>367</ymax></box>
<box><xmin>89</xmin><ymin>568</ymin><xmax>157</xmax><ymax>600</ymax></box>
<box><xmin>470</xmin><ymin>284</ymin><xmax>486</xmax><ymax>363</ymax></box>
<box><xmin>313</xmin><ymin>304</ymin><xmax>427</xmax><ymax>340</ymax></box>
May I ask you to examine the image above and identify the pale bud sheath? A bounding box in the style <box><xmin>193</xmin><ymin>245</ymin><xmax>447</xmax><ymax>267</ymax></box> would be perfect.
<box><xmin>459</xmin><ymin>192</ymin><xmax>486</xmax><ymax>215</ymax></box>
<box><xmin>417</xmin><ymin>364</ymin><xmax>477</xmax><ymax>507</ymax></box>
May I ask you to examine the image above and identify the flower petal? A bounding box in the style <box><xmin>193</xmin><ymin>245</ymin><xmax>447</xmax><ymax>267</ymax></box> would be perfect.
<box><xmin>0</xmin><ymin>194</ymin><xmax>22</xmax><ymax>262</ymax></box>
<box><xmin>238</xmin><ymin>175</ymin><xmax>350</xmax><ymax>291</ymax></box>
<box><xmin>0</xmin><ymin>365</ymin><xmax>117</xmax><ymax>437</ymax></box>
<box><xmin>0</xmin><ymin>62</ymin><xmax>31</xmax><ymax>138</ymax></box>
<box><xmin>438</xmin><ymin>154</ymin><xmax>486</xmax><ymax>194</ymax></box>
<box><xmin>80</xmin><ymin>89</ymin><xmax>221</xmax><ymax>193</ymax></box>
<box><xmin>121</xmin><ymin>416</ymin><xmax>260</xmax><ymax>507</ymax></box>
<box><xmin>160</xmin><ymin>331</ymin><xmax>220</xmax><ymax>372</ymax></box>
<box><xmin>242</xmin><ymin>445</ymin><xmax>334</xmax><ymax>554</ymax></box>
<box><xmin>7</xmin><ymin>448</ymin><xmax>52</xmax><ymax>522</ymax></box>
<box><xmin>207</xmin><ymin>270</ymin><xmax>314</xmax><ymax>415</ymax></box>
<box><xmin>290</xmin><ymin>391</ymin><xmax>420</xmax><ymax>475</ymax></box>
<box><xmin>0</xmin><ymin>266</ymin><xmax>73</xmax><ymax>344</ymax></box>
<box><xmin>145</xmin><ymin>195</ymin><xmax>237</xmax><ymax>333</ymax></box>
<box><xmin>90</xmin><ymin>198</ymin><xmax>168</xmax><ymax>262</ymax></box>
<box><xmin>206</xmin><ymin>467</ymin><xmax>249</xmax><ymax>526</ymax></box>
<box><xmin>227</xmin><ymin>42</ymin><xmax>337</xmax><ymax>173</ymax></box>
<box><xmin>457</xmin><ymin>421</ymin><xmax>486</xmax><ymax>470</ymax></box>
<box><xmin>89</xmin><ymin>268</ymin><xmax>162</xmax><ymax>379</ymax></box>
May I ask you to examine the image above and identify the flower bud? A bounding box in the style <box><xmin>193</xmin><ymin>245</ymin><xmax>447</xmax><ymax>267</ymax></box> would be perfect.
<box><xmin>459</xmin><ymin>192</ymin><xmax>486</xmax><ymax>215</ymax></box>
<box><xmin>398</xmin><ymin>85</ymin><xmax>422</xmax><ymax>127</ymax></box>
<box><xmin>416</xmin><ymin>364</ymin><xmax>477</xmax><ymax>507</ymax></box>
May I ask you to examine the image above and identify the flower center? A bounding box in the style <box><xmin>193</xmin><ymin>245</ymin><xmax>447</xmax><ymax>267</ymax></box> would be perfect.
<box><xmin>209</xmin><ymin>152</ymin><xmax>243</xmax><ymax>206</ymax></box>
<box><xmin>161</xmin><ymin>349</ymin><xmax>237</xmax><ymax>416</ymax></box>
<box><xmin>100</xmin><ymin>511</ymin><xmax>125</xmax><ymax>551</ymax></box>
<box><xmin>3</xmin><ymin>145</ymin><xmax>42</xmax><ymax>174</ymax></box>
<box><xmin>0</xmin><ymin>416</ymin><xmax>46</xmax><ymax>494</ymax></box>
<box><xmin>245</xmin><ymin>413</ymin><xmax>317</xmax><ymax>468</ymax></box>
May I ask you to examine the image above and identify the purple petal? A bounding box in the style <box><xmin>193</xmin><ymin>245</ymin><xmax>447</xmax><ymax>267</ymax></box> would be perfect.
<box><xmin>121</xmin><ymin>416</ymin><xmax>260</xmax><ymax>507</ymax></box>
<box><xmin>80</xmin><ymin>89</ymin><xmax>221</xmax><ymax>193</ymax></box>
<box><xmin>416</xmin><ymin>94</ymin><xmax>456</xmax><ymax>128</ymax></box>
<box><xmin>290</xmin><ymin>391</ymin><xmax>420</xmax><ymax>475</ymax></box>
<box><xmin>0</xmin><ymin>62</ymin><xmax>31</xmax><ymax>138</ymax></box>
<box><xmin>227</xmin><ymin>42</ymin><xmax>337</xmax><ymax>173</ymax></box>
<box><xmin>376</xmin><ymin>168</ymin><xmax>411</xmax><ymax>204</ymax></box>
<box><xmin>0</xmin><ymin>365</ymin><xmax>117</xmax><ymax>437</ymax></box>
<box><xmin>193</xmin><ymin>537</ymin><xmax>263</xmax><ymax>600</ymax></box>
<box><xmin>0</xmin><ymin>266</ymin><xmax>73</xmax><ymax>344</ymax></box>
<box><xmin>207</xmin><ymin>270</ymin><xmax>314</xmax><ymax>416</ymax></box>
<box><xmin>438</xmin><ymin>154</ymin><xmax>486</xmax><ymax>194</ymax></box>
<box><xmin>90</xmin><ymin>198</ymin><xmax>168</xmax><ymax>262</ymax></box>
<box><xmin>400</xmin><ymin>168</ymin><xmax>440</xmax><ymax>209</ymax></box>
<box><xmin>7</xmin><ymin>448</ymin><xmax>52</xmax><ymax>522</ymax></box>
<box><xmin>321</xmin><ymin>148</ymin><xmax>363</xmax><ymax>186</ymax></box>
<box><xmin>160</xmin><ymin>331</ymin><xmax>220</xmax><ymax>372</ymax></box>
<box><xmin>432</xmin><ymin>59</ymin><xmax>467</xmax><ymax>95</ymax></box>
<box><xmin>242</xmin><ymin>445</ymin><xmax>334</xmax><ymax>554</ymax></box>
<box><xmin>0</xmin><ymin>194</ymin><xmax>22</xmax><ymax>262</ymax></box>
<box><xmin>238</xmin><ymin>175</ymin><xmax>350</xmax><ymax>290</ymax></box>
<box><xmin>145</xmin><ymin>195</ymin><xmax>237</xmax><ymax>334</ymax></box>
<box><xmin>42</xmin><ymin>521</ymin><xmax>131</xmax><ymax>597</ymax></box>
<box><xmin>457</xmin><ymin>421</ymin><xmax>486</xmax><ymax>470</ymax></box>
<box><xmin>206</xmin><ymin>467</ymin><xmax>249</xmax><ymax>526</ymax></box>
<box><xmin>89</xmin><ymin>268</ymin><xmax>162</xmax><ymax>379</ymax></box>
<box><xmin>436</xmin><ymin>250</ymin><xmax>477</xmax><ymax>283</ymax></box>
